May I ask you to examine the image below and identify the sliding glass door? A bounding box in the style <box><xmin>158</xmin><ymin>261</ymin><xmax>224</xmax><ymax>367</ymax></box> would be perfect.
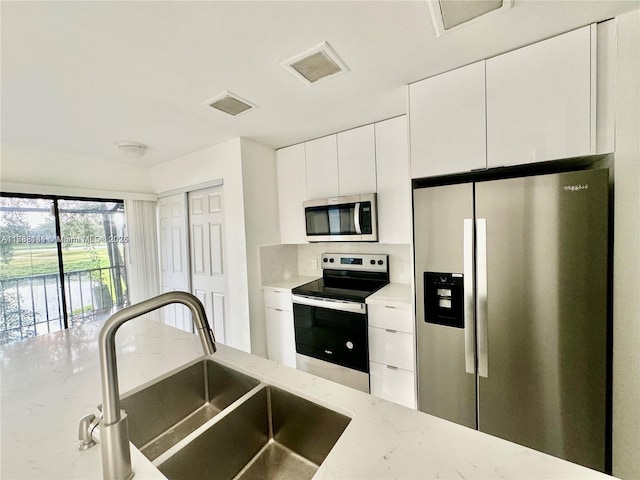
<box><xmin>58</xmin><ymin>199</ymin><xmax>128</xmax><ymax>328</ymax></box>
<box><xmin>0</xmin><ymin>194</ymin><xmax>128</xmax><ymax>344</ymax></box>
<box><xmin>0</xmin><ymin>197</ymin><xmax>63</xmax><ymax>343</ymax></box>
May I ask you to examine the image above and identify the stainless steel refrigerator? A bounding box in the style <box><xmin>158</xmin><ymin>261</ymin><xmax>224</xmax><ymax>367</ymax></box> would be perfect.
<box><xmin>413</xmin><ymin>168</ymin><xmax>609</xmax><ymax>471</ymax></box>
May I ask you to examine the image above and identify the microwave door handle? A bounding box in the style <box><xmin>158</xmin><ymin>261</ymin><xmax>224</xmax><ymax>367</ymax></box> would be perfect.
<box><xmin>354</xmin><ymin>202</ymin><xmax>362</xmax><ymax>234</ymax></box>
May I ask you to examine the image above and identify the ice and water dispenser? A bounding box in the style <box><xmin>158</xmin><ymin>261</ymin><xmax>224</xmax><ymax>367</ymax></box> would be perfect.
<box><xmin>423</xmin><ymin>272</ymin><xmax>464</xmax><ymax>328</ymax></box>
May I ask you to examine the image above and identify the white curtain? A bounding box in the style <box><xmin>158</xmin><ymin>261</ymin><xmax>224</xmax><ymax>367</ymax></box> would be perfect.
<box><xmin>125</xmin><ymin>199</ymin><xmax>161</xmax><ymax>320</ymax></box>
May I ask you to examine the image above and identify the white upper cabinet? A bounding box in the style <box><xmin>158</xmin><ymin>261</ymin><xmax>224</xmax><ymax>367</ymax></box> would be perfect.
<box><xmin>486</xmin><ymin>25</ymin><xmax>593</xmax><ymax>167</ymax></box>
<box><xmin>375</xmin><ymin>116</ymin><xmax>412</xmax><ymax>244</ymax></box>
<box><xmin>595</xmin><ymin>20</ymin><xmax>615</xmax><ymax>155</ymax></box>
<box><xmin>276</xmin><ymin>144</ymin><xmax>307</xmax><ymax>244</ymax></box>
<box><xmin>337</xmin><ymin>124</ymin><xmax>377</xmax><ymax>195</ymax></box>
<box><xmin>409</xmin><ymin>61</ymin><xmax>487</xmax><ymax>178</ymax></box>
<box><xmin>277</xmin><ymin>119</ymin><xmax>410</xmax><ymax>244</ymax></box>
<box><xmin>305</xmin><ymin>135</ymin><xmax>339</xmax><ymax>200</ymax></box>
<box><xmin>409</xmin><ymin>25</ymin><xmax>603</xmax><ymax>178</ymax></box>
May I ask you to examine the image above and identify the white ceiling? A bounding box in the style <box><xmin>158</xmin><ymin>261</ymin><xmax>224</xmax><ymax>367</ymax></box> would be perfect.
<box><xmin>1</xmin><ymin>1</ymin><xmax>637</xmax><ymax>167</ymax></box>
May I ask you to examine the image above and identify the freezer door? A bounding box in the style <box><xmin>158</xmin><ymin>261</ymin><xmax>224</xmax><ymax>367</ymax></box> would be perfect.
<box><xmin>475</xmin><ymin>169</ymin><xmax>608</xmax><ymax>471</ymax></box>
<box><xmin>414</xmin><ymin>184</ymin><xmax>477</xmax><ymax>429</ymax></box>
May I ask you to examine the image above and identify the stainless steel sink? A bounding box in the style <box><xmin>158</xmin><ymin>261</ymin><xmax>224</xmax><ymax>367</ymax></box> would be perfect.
<box><xmin>156</xmin><ymin>385</ymin><xmax>351</xmax><ymax>480</ymax></box>
<box><xmin>118</xmin><ymin>358</ymin><xmax>351</xmax><ymax>479</ymax></box>
<box><xmin>119</xmin><ymin>359</ymin><xmax>260</xmax><ymax>461</ymax></box>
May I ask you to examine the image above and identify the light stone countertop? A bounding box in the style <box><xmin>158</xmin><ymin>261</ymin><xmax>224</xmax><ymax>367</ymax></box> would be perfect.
<box><xmin>0</xmin><ymin>318</ymin><xmax>614</xmax><ymax>480</ymax></box>
<box><xmin>261</xmin><ymin>275</ymin><xmax>320</xmax><ymax>290</ymax></box>
<box><xmin>366</xmin><ymin>282</ymin><xmax>412</xmax><ymax>307</ymax></box>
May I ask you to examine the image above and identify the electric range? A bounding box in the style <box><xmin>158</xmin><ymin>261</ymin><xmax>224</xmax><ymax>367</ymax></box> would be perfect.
<box><xmin>291</xmin><ymin>253</ymin><xmax>389</xmax><ymax>392</ymax></box>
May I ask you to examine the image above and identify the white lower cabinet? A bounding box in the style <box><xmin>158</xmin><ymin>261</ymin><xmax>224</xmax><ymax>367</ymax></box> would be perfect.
<box><xmin>263</xmin><ymin>287</ymin><xmax>296</xmax><ymax>368</ymax></box>
<box><xmin>369</xmin><ymin>362</ymin><xmax>416</xmax><ymax>409</ymax></box>
<box><xmin>368</xmin><ymin>302</ymin><xmax>416</xmax><ymax>409</ymax></box>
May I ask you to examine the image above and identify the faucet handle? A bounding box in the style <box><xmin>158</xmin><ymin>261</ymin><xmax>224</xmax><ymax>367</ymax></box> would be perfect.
<box><xmin>78</xmin><ymin>413</ymin><xmax>99</xmax><ymax>450</ymax></box>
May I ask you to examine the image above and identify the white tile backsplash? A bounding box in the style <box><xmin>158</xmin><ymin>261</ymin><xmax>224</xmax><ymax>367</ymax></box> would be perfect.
<box><xmin>297</xmin><ymin>242</ymin><xmax>412</xmax><ymax>284</ymax></box>
<box><xmin>260</xmin><ymin>243</ymin><xmax>412</xmax><ymax>285</ymax></box>
<box><xmin>259</xmin><ymin>244</ymin><xmax>299</xmax><ymax>284</ymax></box>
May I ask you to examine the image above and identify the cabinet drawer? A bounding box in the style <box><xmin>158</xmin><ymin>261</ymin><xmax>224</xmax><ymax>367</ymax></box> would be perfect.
<box><xmin>370</xmin><ymin>361</ymin><xmax>416</xmax><ymax>409</ymax></box>
<box><xmin>368</xmin><ymin>304</ymin><xmax>413</xmax><ymax>333</ymax></box>
<box><xmin>368</xmin><ymin>327</ymin><xmax>414</xmax><ymax>372</ymax></box>
<box><xmin>263</xmin><ymin>288</ymin><xmax>292</xmax><ymax>311</ymax></box>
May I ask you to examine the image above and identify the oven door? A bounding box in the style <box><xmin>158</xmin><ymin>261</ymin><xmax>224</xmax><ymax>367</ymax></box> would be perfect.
<box><xmin>292</xmin><ymin>295</ymin><xmax>369</xmax><ymax>375</ymax></box>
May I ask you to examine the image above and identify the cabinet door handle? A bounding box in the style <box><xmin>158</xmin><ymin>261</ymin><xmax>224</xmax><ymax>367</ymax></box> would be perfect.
<box><xmin>386</xmin><ymin>365</ymin><xmax>398</xmax><ymax>370</ymax></box>
<box><xmin>385</xmin><ymin>329</ymin><xmax>397</xmax><ymax>333</ymax></box>
<box><xmin>275</xmin><ymin>308</ymin><xmax>284</xmax><ymax>312</ymax></box>
<box><xmin>385</xmin><ymin>305</ymin><xmax>396</xmax><ymax>309</ymax></box>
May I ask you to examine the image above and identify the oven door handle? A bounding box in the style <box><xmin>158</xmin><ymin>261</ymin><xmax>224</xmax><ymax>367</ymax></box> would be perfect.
<box><xmin>292</xmin><ymin>294</ymin><xmax>366</xmax><ymax>314</ymax></box>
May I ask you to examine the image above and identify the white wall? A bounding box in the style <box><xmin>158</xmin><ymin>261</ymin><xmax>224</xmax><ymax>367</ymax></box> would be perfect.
<box><xmin>240</xmin><ymin>138</ymin><xmax>280</xmax><ymax>356</ymax></box>
<box><xmin>149</xmin><ymin>139</ymin><xmax>252</xmax><ymax>352</ymax></box>
<box><xmin>612</xmin><ymin>9</ymin><xmax>640</xmax><ymax>480</ymax></box>
<box><xmin>0</xmin><ymin>144</ymin><xmax>155</xmax><ymax>199</ymax></box>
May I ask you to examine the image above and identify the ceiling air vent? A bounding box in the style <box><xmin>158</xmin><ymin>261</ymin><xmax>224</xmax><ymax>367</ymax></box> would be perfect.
<box><xmin>203</xmin><ymin>91</ymin><xmax>257</xmax><ymax>117</ymax></box>
<box><xmin>428</xmin><ymin>0</ymin><xmax>513</xmax><ymax>37</ymax></box>
<box><xmin>282</xmin><ymin>42</ymin><xmax>349</xmax><ymax>86</ymax></box>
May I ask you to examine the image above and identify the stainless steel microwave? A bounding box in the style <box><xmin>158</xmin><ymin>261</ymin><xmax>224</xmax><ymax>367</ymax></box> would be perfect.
<box><xmin>303</xmin><ymin>193</ymin><xmax>378</xmax><ymax>242</ymax></box>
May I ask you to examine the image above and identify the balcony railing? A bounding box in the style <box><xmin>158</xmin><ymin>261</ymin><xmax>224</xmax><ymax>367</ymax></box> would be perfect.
<box><xmin>0</xmin><ymin>265</ymin><xmax>128</xmax><ymax>345</ymax></box>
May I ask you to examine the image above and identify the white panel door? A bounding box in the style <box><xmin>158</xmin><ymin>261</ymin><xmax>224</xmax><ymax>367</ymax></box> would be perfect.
<box><xmin>276</xmin><ymin>144</ymin><xmax>307</xmax><ymax>244</ymax></box>
<box><xmin>486</xmin><ymin>25</ymin><xmax>593</xmax><ymax>167</ymax></box>
<box><xmin>189</xmin><ymin>186</ymin><xmax>228</xmax><ymax>344</ymax></box>
<box><xmin>375</xmin><ymin>116</ymin><xmax>411</xmax><ymax>244</ymax></box>
<box><xmin>157</xmin><ymin>193</ymin><xmax>191</xmax><ymax>332</ymax></box>
<box><xmin>337</xmin><ymin>124</ymin><xmax>376</xmax><ymax>195</ymax></box>
<box><xmin>305</xmin><ymin>135</ymin><xmax>339</xmax><ymax>200</ymax></box>
<box><xmin>409</xmin><ymin>61</ymin><xmax>487</xmax><ymax>178</ymax></box>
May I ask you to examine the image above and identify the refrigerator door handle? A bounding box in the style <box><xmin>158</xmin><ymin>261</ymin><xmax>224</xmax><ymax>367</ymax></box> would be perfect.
<box><xmin>463</xmin><ymin>219</ymin><xmax>476</xmax><ymax>375</ymax></box>
<box><xmin>477</xmin><ymin>218</ymin><xmax>489</xmax><ymax>378</ymax></box>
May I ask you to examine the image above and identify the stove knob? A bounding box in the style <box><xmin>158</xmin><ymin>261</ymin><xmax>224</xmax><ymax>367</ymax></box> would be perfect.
<box><xmin>377</xmin><ymin>260</ymin><xmax>384</xmax><ymax>265</ymax></box>
<box><xmin>329</xmin><ymin>258</ymin><xmax>334</xmax><ymax>263</ymax></box>
<box><xmin>370</xmin><ymin>259</ymin><xmax>375</xmax><ymax>265</ymax></box>
<box><xmin>346</xmin><ymin>341</ymin><xmax>354</xmax><ymax>350</ymax></box>
<box><xmin>323</xmin><ymin>258</ymin><xmax>328</xmax><ymax>263</ymax></box>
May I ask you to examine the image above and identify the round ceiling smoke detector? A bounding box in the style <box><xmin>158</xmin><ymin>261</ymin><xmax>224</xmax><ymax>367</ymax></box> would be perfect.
<box><xmin>117</xmin><ymin>141</ymin><xmax>147</xmax><ymax>159</ymax></box>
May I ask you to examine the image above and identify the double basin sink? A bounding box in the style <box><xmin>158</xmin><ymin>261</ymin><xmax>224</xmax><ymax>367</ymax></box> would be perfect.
<box><xmin>117</xmin><ymin>358</ymin><xmax>351</xmax><ymax>480</ymax></box>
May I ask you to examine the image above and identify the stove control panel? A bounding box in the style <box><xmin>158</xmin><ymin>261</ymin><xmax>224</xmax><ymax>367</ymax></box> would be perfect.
<box><xmin>321</xmin><ymin>253</ymin><xmax>388</xmax><ymax>273</ymax></box>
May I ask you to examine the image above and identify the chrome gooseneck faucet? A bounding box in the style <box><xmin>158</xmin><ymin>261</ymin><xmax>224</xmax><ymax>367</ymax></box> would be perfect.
<box><xmin>97</xmin><ymin>291</ymin><xmax>216</xmax><ymax>480</ymax></box>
